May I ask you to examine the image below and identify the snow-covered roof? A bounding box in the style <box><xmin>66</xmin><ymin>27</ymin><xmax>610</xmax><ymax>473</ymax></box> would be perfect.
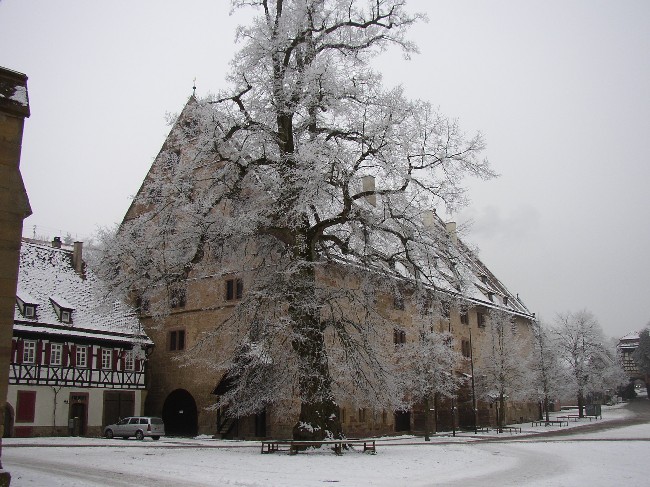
<box><xmin>620</xmin><ymin>331</ymin><xmax>640</xmax><ymax>341</ymax></box>
<box><xmin>14</xmin><ymin>240</ymin><xmax>152</xmax><ymax>345</ymax></box>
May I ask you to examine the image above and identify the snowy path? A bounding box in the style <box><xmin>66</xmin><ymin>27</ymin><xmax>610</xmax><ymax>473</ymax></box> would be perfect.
<box><xmin>4</xmin><ymin>400</ymin><xmax>649</xmax><ymax>487</ymax></box>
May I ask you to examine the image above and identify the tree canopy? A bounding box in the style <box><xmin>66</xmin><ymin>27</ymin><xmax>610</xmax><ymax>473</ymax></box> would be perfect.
<box><xmin>96</xmin><ymin>0</ymin><xmax>494</xmax><ymax>439</ymax></box>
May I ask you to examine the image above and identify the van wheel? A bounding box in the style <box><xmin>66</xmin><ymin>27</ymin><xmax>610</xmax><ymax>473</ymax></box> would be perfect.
<box><xmin>105</xmin><ymin>429</ymin><xmax>114</xmax><ymax>439</ymax></box>
<box><xmin>135</xmin><ymin>430</ymin><xmax>144</xmax><ymax>440</ymax></box>
<box><xmin>152</xmin><ymin>436</ymin><xmax>160</xmax><ymax>441</ymax></box>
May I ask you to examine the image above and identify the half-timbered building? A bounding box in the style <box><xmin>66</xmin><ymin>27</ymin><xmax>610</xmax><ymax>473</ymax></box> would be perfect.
<box><xmin>7</xmin><ymin>238</ymin><xmax>153</xmax><ymax>437</ymax></box>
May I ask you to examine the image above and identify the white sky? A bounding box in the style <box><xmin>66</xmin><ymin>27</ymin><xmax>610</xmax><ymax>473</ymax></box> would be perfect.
<box><xmin>1</xmin><ymin>0</ymin><xmax>649</xmax><ymax>339</ymax></box>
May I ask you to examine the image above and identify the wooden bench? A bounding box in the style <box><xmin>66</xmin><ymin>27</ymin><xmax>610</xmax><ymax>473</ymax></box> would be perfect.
<box><xmin>462</xmin><ymin>426</ymin><xmax>490</xmax><ymax>433</ymax></box>
<box><xmin>531</xmin><ymin>420</ymin><xmax>568</xmax><ymax>427</ymax></box>
<box><xmin>261</xmin><ymin>439</ymin><xmax>376</xmax><ymax>455</ymax></box>
<box><xmin>557</xmin><ymin>415</ymin><xmax>580</xmax><ymax>422</ymax></box>
<box><xmin>496</xmin><ymin>426</ymin><xmax>522</xmax><ymax>434</ymax></box>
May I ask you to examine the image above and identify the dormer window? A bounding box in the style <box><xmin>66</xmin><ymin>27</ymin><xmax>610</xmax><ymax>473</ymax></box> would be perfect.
<box><xmin>50</xmin><ymin>296</ymin><xmax>74</xmax><ymax>324</ymax></box>
<box><xmin>480</xmin><ymin>275</ymin><xmax>488</xmax><ymax>285</ymax></box>
<box><xmin>503</xmin><ymin>296</ymin><xmax>509</xmax><ymax>306</ymax></box>
<box><xmin>487</xmin><ymin>292</ymin><xmax>494</xmax><ymax>302</ymax></box>
<box><xmin>16</xmin><ymin>291</ymin><xmax>38</xmax><ymax>319</ymax></box>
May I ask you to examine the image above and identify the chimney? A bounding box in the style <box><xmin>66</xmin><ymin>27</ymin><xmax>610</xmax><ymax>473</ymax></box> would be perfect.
<box><xmin>361</xmin><ymin>175</ymin><xmax>376</xmax><ymax>206</ymax></box>
<box><xmin>73</xmin><ymin>241</ymin><xmax>84</xmax><ymax>277</ymax></box>
<box><xmin>445</xmin><ymin>221</ymin><xmax>457</xmax><ymax>245</ymax></box>
<box><xmin>52</xmin><ymin>236</ymin><xmax>62</xmax><ymax>248</ymax></box>
<box><xmin>423</xmin><ymin>209</ymin><xmax>437</xmax><ymax>229</ymax></box>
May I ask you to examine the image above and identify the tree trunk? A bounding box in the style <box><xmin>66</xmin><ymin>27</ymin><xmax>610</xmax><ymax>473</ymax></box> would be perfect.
<box><xmin>423</xmin><ymin>396</ymin><xmax>431</xmax><ymax>441</ymax></box>
<box><xmin>544</xmin><ymin>396</ymin><xmax>550</xmax><ymax>422</ymax></box>
<box><xmin>289</xmin><ymin>261</ymin><xmax>342</xmax><ymax>441</ymax></box>
<box><xmin>577</xmin><ymin>392</ymin><xmax>584</xmax><ymax>418</ymax></box>
<box><xmin>498</xmin><ymin>393</ymin><xmax>506</xmax><ymax>431</ymax></box>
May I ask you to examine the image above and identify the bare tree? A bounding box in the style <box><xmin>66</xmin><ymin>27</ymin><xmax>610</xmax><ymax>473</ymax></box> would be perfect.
<box><xmin>530</xmin><ymin>320</ymin><xmax>569</xmax><ymax>421</ymax></box>
<box><xmin>95</xmin><ymin>0</ymin><xmax>493</xmax><ymax>440</ymax></box>
<box><xmin>475</xmin><ymin>309</ymin><xmax>532</xmax><ymax>430</ymax></box>
<box><xmin>633</xmin><ymin>327</ymin><xmax>650</xmax><ymax>396</ymax></box>
<box><xmin>554</xmin><ymin>310</ymin><xmax>622</xmax><ymax>417</ymax></box>
<box><xmin>395</xmin><ymin>313</ymin><xmax>464</xmax><ymax>440</ymax></box>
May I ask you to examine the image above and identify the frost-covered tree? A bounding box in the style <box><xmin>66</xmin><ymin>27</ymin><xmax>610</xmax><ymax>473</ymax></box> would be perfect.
<box><xmin>395</xmin><ymin>318</ymin><xmax>464</xmax><ymax>440</ymax></box>
<box><xmin>95</xmin><ymin>0</ymin><xmax>492</xmax><ymax>440</ymax></box>
<box><xmin>530</xmin><ymin>320</ymin><xmax>569</xmax><ymax>421</ymax></box>
<box><xmin>633</xmin><ymin>327</ymin><xmax>650</xmax><ymax>395</ymax></box>
<box><xmin>553</xmin><ymin>310</ymin><xmax>622</xmax><ymax>417</ymax></box>
<box><xmin>476</xmin><ymin>309</ymin><xmax>532</xmax><ymax>429</ymax></box>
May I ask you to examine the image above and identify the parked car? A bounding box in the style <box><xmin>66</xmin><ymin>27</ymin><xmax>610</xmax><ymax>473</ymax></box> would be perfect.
<box><xmin>104</xmin><ymin>416</ymin><xmax>165</xmax><ymax>440</ymax></box>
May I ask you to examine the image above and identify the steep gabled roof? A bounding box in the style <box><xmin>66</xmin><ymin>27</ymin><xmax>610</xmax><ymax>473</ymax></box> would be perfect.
<box><xmin>14</xmin><ymin>240</ymin><xmax>152</xmax><ymax>346</ymax></box>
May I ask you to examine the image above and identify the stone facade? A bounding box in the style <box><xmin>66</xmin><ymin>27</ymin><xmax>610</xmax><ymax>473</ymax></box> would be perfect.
<box><xmin>0</xmin><ymin>66</ymin><xmax>31</xmax><ymax>485</ymax></box>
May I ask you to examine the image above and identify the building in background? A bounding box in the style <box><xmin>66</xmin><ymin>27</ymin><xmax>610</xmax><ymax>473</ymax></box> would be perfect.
<box><xmin>123</xmin><ymin>97</ymin><xmax>538</xmax><ymax>439</ymax></box>
<box><xmin>0</xmin><ymin>66</ymin><xmax>31</xmax><ymax>485</ymax></box>
<box><xmin>618</xmin><ymin>332</ymin><xmax>642</xmax><ymax>381</ymax></box>
<box><xmin>8</xmin><ymin>238</ymin><xmax>152</xmax><ymax>437</ymax></box>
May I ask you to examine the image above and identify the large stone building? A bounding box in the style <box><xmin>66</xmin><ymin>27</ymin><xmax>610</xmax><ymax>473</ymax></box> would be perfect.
<box><xmin>0</xmin><ymin>66</ymin><xmax>31</xmax><ymax>485</ymax></box>
<box><xmin>124</xmin><ymin>96</ymin><xmax>538</xmax><ymax>439</ymax></box>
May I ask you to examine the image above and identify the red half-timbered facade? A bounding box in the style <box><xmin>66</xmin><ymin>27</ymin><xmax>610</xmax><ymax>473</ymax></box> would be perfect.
<box><xmin>7</xmin><ymin>238</ymin><xmax>153</xmax><ymax>437</ymax></box>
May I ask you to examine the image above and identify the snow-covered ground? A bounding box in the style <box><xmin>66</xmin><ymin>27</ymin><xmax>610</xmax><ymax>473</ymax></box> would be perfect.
<box><xmin>3</xmin><ymin>403</ymin><xmax>649</xmax><ymax>487</ymax></box>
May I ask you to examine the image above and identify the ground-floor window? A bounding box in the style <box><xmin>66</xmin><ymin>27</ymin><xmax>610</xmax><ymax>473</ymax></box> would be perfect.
<box><xmin>16</xmin><ymin>390</ymin><xmax>36</xmax><ymax>423</ymax></box>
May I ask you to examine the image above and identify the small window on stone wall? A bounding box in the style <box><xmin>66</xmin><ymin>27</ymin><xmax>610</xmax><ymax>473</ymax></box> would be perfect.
<box><xmin>169</xmin><ymin>330</ymin><xmax>186</xmax><ymax>351</ymax></box>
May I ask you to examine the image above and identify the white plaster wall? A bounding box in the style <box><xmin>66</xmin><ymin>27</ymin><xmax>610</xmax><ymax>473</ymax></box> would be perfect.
<box><xmin>7</xmin><ymin>385</ymin><xmax>144</xmax><ymax>429</ymax></box>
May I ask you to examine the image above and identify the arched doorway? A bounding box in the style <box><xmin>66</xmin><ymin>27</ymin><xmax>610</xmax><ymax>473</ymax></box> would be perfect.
<box><xmin>162</xmin><ymin>389</ymin><xmax>198</xmax><ymax>437</ymax></box>
<box><xmin>394</xmin><ymin>410</ymin><xmax>411</xmax><ymax>432</ymax></box>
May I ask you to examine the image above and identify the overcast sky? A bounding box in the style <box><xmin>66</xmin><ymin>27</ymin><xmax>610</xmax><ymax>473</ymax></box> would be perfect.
<box><xmin>1</xmin><ymin>0</ymin><xmax>649</xmax><ymax>340</ymax></box>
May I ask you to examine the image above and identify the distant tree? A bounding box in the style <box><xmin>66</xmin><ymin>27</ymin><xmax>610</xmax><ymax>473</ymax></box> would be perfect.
<box><xmin>554</xmin><ymin>310</ymin><xmax>624</xmax><ymax>417</ymax></box>
<box><xmin>95</xmin><ymin>0</ymin><xmax>493</xmax><ymax>440</ymax></box>
<box><xmin>632</xmin><ymin>327</ymin><xmax>650</xmax><ymax>395</ymax></box>
<box><xmin>476</xmin><ymin>309</ymin><xmax>532</xmax><ymax>430</ymax></box>
<box><xmin>530</xmin><ymin>320</ymin><xmax>569</xmax><ymax>421</ymax></box>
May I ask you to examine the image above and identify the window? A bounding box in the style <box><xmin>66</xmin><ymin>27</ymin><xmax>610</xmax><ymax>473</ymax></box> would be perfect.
<box><xmin>226</xmin><ymin>278</ymin><xmax>243</xmax><ymax>301</ymax></box>
<box><xmin>460</xmin><ymin>310</ymin><xmax>469</xmax><ymax>325</ymax></box>
<box><xmin>503</xmin><ymin>296</ymin><xmax>509</xmax><ymax>306</ymax></box>
<box><xmin>487</xmin><ymin>292</ymin><xmax>494</xmax><ymax>302</ymax></box>
<box><xmin>393</xmin><ymin>293</ymin><xmax>404</xmax><ymax>310</ymax></box>
<box><xmin>169</xmin><ymin>330</ymin><xmax>186</xmax><ymax>351</ymax></box>
<box><xmin>135</xmin><ymin>295</ymin><xmax>150</xmax><ymax>313</ymax></box>
<box><xmin>461</xmin><ymin>339</ymin><xmax>471</xmax><ymax>358</ymax></box>
<box><xmin>50</xmin><ymin>343</ymin><xmax>62</xmax><ymax>366</ymax></box>
<box><xmin>16</xmin><ymin>391</ymin><xmax>36</xmax><ymax>423</ymax></box>
<box><xmin>477</xmin><ymin>312</ymin><xmax>486</xmax><ymax>328</ymax></box>
<box><xmin>441</xmin><ymin>302</ymin><xmax>450</xmax><ymax>320</ymax></box>
<box><xmin>170</xmin><ymin>288</ymin><xmax>186</xmax><ymax>308</ymax></box>
<box><xmin>76</xmin><ymin>346</ymin><xmax>88</xmax><ymax>368</ymax></box>
<box><xmin>23</xmin><ymin>341</ymin><xmax>36</xmax><ymax>364</ymax></box>
<box><xmin>61</xmin><ymin>309</ymin><xmax>71</xmax><ymax>323</ymax></box>
<box><xmin>102</xmin><ymin>349</ymin><xmax>112</xmax><ymax>369</ymax></box>
<box><xmin>358</xmin><ymin>408</ymin><xmax>367</xmax><ymax>422</ymax></box>
<box><xmin>393</xmin><ymin>329</ymin><xmax>406</xmax><ymax>345</ymax></box>
<box><xmin>24</xmin><ymin>305</ymin><xmax>35</xmax><ymax>318</ymax></box>
<box><xmin>124</xmin><ymin>350</ymin><xmax>135</xmax><ymax>370</ymax></box>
